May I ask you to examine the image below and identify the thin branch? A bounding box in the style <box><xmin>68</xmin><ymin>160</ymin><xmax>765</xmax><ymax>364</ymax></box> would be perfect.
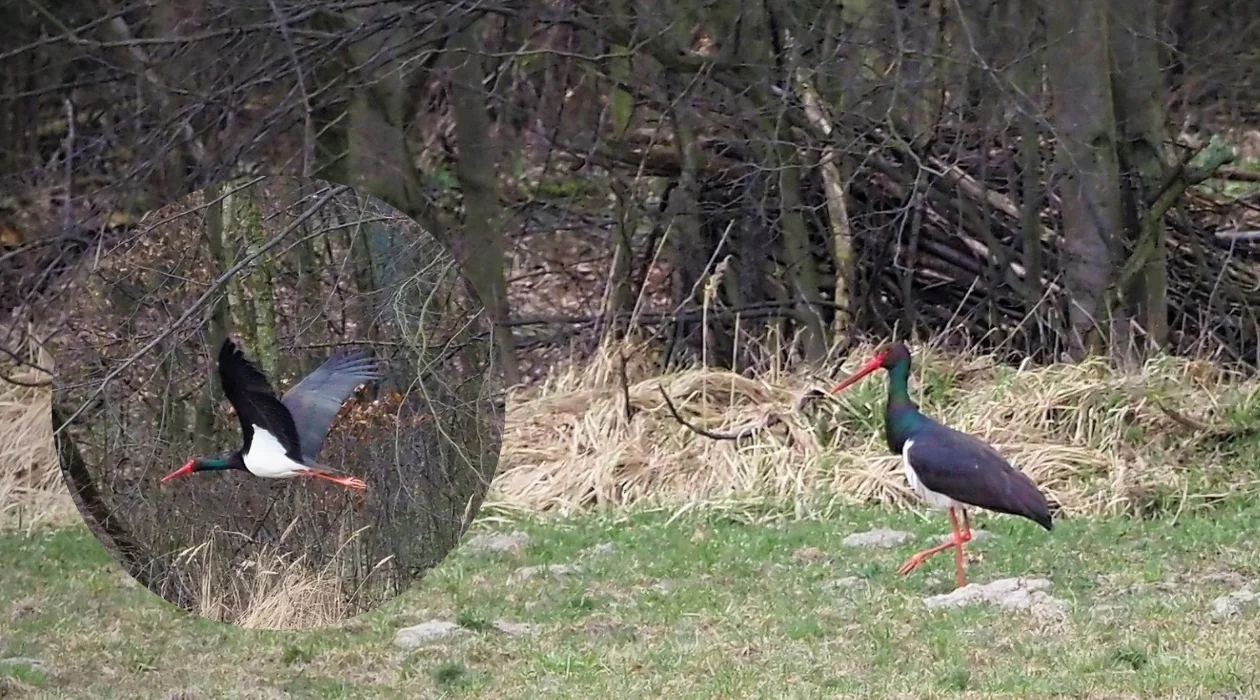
<box><xmin>655</xmin><ymin>385</ymin><xmax>779</xmax><ymax>441</ymax></box>
<box><xmin>617</xmin><ymin>348</ymin><xmax>636</xmax><ymax>422</ymax></box>
<box><xmin>1214</xmin><ymin>230</ymin><xmax>1260</xmax><ymax>241</ymax></box>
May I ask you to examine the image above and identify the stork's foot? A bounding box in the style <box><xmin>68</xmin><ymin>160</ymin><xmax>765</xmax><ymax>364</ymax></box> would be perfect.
<box><xmin>896</xmin><ymin>507</ymin><xmax>973</xmax><ymax>586</ymax></box>
<box><xmin>306</xmin><ymin>470</ymin><xmax>368</xmax><ymax>490</ymax></box>
<box><xmin>897</xmin><ymin>540</ymin><xmax>956</xmax><ymax>576</ymax></box>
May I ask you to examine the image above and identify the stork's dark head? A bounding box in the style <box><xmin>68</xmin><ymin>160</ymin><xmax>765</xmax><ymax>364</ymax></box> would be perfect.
<box><xmin>159</xmin><ymin>454</ymin><xmax>239</xmax><ymax>483</ymax></box>
<box><xmin>829</xmin><ymin>341</ymin><xmax>912</xmax><ymax>395</ymax></box>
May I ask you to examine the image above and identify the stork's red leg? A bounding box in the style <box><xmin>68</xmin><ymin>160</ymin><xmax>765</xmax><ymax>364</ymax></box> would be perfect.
<box><xmin>304</xmin><ymin>469</ymin><xmax>368</xmax><ymax>490</ymax></box>
<box><xmin>949</xmin><ymin>507</ymin><xmax>968</xmax><ymax>588</ymax></box>
<box><xmin>897</xmin><ymin>507</ymin><xmax>960</xmax><ymax>576</ymax></box>
<box><xmin>897</xmin><ymin>507</ymin><xmax>973</xmax><ymax>585</ymax></box>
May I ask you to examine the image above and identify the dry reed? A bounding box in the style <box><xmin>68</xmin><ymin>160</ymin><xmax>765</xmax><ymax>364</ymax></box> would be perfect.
<box><xmin>0</xmin><ymin>344</ymin><xmax>76</xmax><ymax>529</ymax></box>
<box><xmin>174</xmin><ymin>527</ymin><xmax>360</xmax><ymax>629</ymax></box>
<box><xmin>489</xmin><ymin>342</ymin><xmax>1260</xmax><ymax>519</ymax></box>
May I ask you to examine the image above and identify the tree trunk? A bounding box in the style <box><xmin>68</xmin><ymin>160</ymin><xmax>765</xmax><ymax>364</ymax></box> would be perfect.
<box><xmin>600</xmin><ymin>178</ymin><xmax>638</xmax><ymax>343</ymax></box>
<box><xmin>222</xmin><ymin>184</ymin><xmax>254</xmax><ymax>349</ymax></box>
<box><xmin>198</xmin><ymin>182</ymin><xmax>229</xmax><ymax>456</ymax></box>
<box><xmin>1044</xmin><ymin>0</ymin><xmax>1124</xmax><ymax>358</ymax></box>
<box><xmin>1012</xmin><ymin>0</ymin><xmax>1044</xmax><ymax>313</ymax></box>
<box><xmin>238</xmin><ymin>183</ymin><xmax>279</xmax><ymax>377</ymax></box>
<box><xmin>664</xmin><ymin>87</ymin><xmax>708</xmax><ymax>366</ymax></box>
<box><xmin>1109</xmin><ymin>0</ymin><xmax>1173</xmax><ymax>356</ymax></box>
<box><xmin>775</xmin><ymin>148</ymin><xmax>829</xmax><ymax>363</ymax></box>
<box><xmin>446</xmin><ymin>18</ymin><xmax>521</xmax><ymax>388</ymax></box>
<box><xmin>307</xmin><ymin>8</ymin><xmax>520</xmax><ymax>386</ymax></box>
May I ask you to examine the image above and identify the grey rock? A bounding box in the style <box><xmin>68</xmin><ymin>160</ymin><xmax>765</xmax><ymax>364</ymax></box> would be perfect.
<box><xmin>510</xmin><ymin>564</ymin><xmax>577</xmax><ymax>584</ymax></box>
<box><xmin>842</xmin><ymin>528</ymin><xmax>913</xmax><ymax>548</ymax></box>
<box><xmin>823</xmin><ymin>576</ymin><xmax>866</xmax><ymax>591</ymax></box>
<box><xmin>923</xmin><ymin>577</ymin><xmax>1068</xmax><ymax>621</ymax></box>
<box><xmin>1210</xmin><ymin>589</ymin><xmax>1258</xmax><ymax>620</ymax></box>
<box><xmin>393</xmin><ymin>620</ymin><xmax>467</xmax><ymax>649</ymax></box>
<box><xmin>463</xmin><ymin>531</ymin><xmax>531</xmax><ymax>555</ymax></box>
<box><xmin>937</xmin><ymin>529</ymin><xmax>995</xmax><ymax>546</ymax></box>
<box><xmin>493</xmin><ymin>620</ymin><xmax>536</xmax><ymax>636</ymax></box>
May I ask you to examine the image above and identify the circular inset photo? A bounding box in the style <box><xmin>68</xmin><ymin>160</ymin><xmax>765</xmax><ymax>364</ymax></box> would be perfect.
<box><xmin>49</xmin><ymin>176</ymin><xmax>504</xmax><ymax>629</ymax></box>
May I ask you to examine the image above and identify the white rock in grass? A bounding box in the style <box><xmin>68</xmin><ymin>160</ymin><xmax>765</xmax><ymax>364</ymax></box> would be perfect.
<box><xmin>493</xmin><ymin>619</ymin><xmax>536</xmax><ymax>636</ymax></box>
<box><xmin>923</xmin><ymin>577</ymin><xmax>1068</xmax><ymax>621</ymax></box>
<box><xmin>1210</xmin><ymin>589</ymin><xmax>1258</xmax><ymax>620</ymax></box>
<box><xmin>589</xmin><ymin>543</ymin><xmax>616</xmax><ymax>557</ymax></box>
<box><xmin>510</xmin><ymin>564</ymin><xmax>577</xmax><ymax>584</ymax></box>
<box><xmin>393</xmin><ymin>620</ymin><xmax>468</xmax><ymax>649</ymax></box>
<box><xmin>823</xmin><ymin>576</ymin><xmax>866</xmax><ymax>592</ymax></box>
<box><xmin>842</xmin><ymin>528</ymin><xmax>913</xmax><ymax>548</ymax></box>
<box><xmin>937</xmin><ymin>529</ymin><xmax>995</xmax><ymax>546</ymax></box>
<box><xmin>1201</xmin><ymin>571</ymin><xmax>1248</xmax><ymax>588</ymax></box>
<box><xmin>463</xmin><ymin>531</ymin><xmax>531</xmax><ymax>555</ymax></box>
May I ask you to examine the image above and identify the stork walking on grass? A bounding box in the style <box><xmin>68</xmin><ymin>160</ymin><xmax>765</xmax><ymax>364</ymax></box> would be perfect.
<box><xmin>828</xmin><ymin>341</ymin><xmax>1053</xmax><ymax>587</ymax></box>
<box><xmin>160</xmin><ymin>338</ymin><xmax>381</xmax><ymax>491</ymax></box>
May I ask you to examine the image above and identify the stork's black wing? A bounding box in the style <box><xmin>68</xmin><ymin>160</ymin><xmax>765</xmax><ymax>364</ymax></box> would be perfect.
<box><xmin>281</xmin><ymin>347</ymin><xmax>382</xmax><ymax>461</ymax></box>
<box><xmin>217</xmin><ymin>338</ymin><xmax>305</xmax><ymax>461</ymax></box>
<box><xmin>906</xmin><ymin>420</ymin><xmax>1053</xmax><ymax>530</ymax></box>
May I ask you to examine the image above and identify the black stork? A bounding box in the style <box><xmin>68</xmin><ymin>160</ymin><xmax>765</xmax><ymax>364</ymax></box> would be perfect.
<box><xmin>160</xmin><ymin>338</ymin><xmax>382</xmax><ymax>491</ymax></box>
<box><xmin>828</xmin><ymin>341</ymin><xmax>1052</xmax><ymax>588</ymax></box>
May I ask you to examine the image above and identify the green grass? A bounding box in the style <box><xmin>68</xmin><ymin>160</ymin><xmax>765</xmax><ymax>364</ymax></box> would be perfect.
<box><xmin>4</xmin><ymin>501</ymin><xmax>1260</xmax><ymax>698</ymax></box>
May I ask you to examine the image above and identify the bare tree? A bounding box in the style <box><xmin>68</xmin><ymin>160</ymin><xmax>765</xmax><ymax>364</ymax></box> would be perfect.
<box><xmin>4</xmin><ymin>0</ymin><xmax>1260</xmax><ymax>395</ymax></box>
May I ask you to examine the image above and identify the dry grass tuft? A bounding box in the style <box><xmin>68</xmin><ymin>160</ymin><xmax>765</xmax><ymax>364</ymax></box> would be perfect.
<box><xmin>490</xmin><ymin>342</ymin><xmax>1260</xmax><ymax>518</ymax></box>
<box><xmin>0</xmin><ymin>344</ymin><xmax>76</xmax><ymax>529</ymax></box>
<box><xmin>176</xmin><ymin>529</ymin><xmax>361</xmax><ymax>630</ymax></box>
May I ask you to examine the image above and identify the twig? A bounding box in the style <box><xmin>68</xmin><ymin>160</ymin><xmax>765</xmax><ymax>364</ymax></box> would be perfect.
<box><xmin>656</xmin><ymin>385</ymin><xmax>777</xmax><ymax>441</ymax></box>
<box><xmin>1214</xmin><ymin>230</ymin><xmax>1260</xmax><ymax>241</ymax></box>
<box><xmin>1149</xmin><ymin>396</ymin><xmax>1212</xmax><ymax>431</ymax></box>
<box><xmin>792</xmin><ymin>387</ymin><xmax>830</xmax><ymax>412</ymax></box>
<box><xmin>1149</xmin><ymin>395</ymin><xmax>1260</xmax><ymax>441</ymax></box>
<box><xmin>617</xmin><ymin>348</ymin><xmax>636</xmax><ymax>422</ymax></box>
<box><xmin>1212</xmin><ymin>166</ymin><xmax>1260</xmax><ymax>183</ymax></box>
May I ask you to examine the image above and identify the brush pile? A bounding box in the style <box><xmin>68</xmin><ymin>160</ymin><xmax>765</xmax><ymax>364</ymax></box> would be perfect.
<box><xmin>851</xmin><ymin>153</ymin><xmax>1260</xmax><ymax>364</ymax></box>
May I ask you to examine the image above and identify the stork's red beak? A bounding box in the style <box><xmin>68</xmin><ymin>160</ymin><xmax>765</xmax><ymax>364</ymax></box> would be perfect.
<box><xmin>829</xmin><ymin>353</ymin><xmax>887</xmax><ymax>394</ymax></box>
<box><xmin>160</xmin><ymin>460</ymin><xmax>197</xmax><ymax>483</ymax></box>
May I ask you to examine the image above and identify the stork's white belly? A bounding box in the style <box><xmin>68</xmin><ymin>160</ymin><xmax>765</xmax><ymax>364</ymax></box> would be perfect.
<box><xmin>243</xmin><ymin>428</ymin><xmax>311</xmax><ymax>479</ymax></box>
<box><xmin>902</xmin><ymin>439</ymin><xmax>962</xmax><ymax>510</ymax></box>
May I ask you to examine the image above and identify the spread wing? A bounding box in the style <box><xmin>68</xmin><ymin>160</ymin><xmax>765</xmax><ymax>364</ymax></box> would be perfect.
<box><xmin>217</xmin><ymin>338</ymin><xmax>305</xmax><ymax>461</ymax></box>
<box><xmin>906</xmin><ymin>421</ymin><xmax>1052</xmax><ymax>530</ymax></box>
<box><xmin>281</xmin><ymin>347</ymin><xmax>382</xmax><ymax>461</ymax></box>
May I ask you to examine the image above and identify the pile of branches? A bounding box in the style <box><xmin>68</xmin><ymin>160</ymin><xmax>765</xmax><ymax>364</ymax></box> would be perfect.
<box><xmin>577</xmin><ymin>125</ymin><xmax>1260</xmax><ymax>367</ymax></box>
<box><xmin>846</xmin><ymin>132</ymin><xmax>1260</xmax><ymax>364</ymax></box>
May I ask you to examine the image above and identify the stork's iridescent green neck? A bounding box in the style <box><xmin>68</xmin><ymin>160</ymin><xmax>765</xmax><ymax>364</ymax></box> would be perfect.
<box><xmin>193</xmin><ymin>456</ymin><xmax>233</xmax><ymax>471</ymax></box>
<box><xmin>882</xmin><ymin>354</ymin><xmax>926</xmax><ymax>453</ymax></box>
<box><xmin>884</xmin><ymin>354</ymin><xmax>914</xmax><ymax>407</ymax></box>
<box><xmin>159</xmin><ymin>454</ymin><xmax>238</xmax><ymax>483</ymax></box>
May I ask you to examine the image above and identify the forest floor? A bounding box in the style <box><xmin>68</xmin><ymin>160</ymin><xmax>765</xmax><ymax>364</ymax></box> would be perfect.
<box><xmin>4</xmin><ymin>503</ymin><xmax>1260</xmax><ymax>699</ymax></box>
